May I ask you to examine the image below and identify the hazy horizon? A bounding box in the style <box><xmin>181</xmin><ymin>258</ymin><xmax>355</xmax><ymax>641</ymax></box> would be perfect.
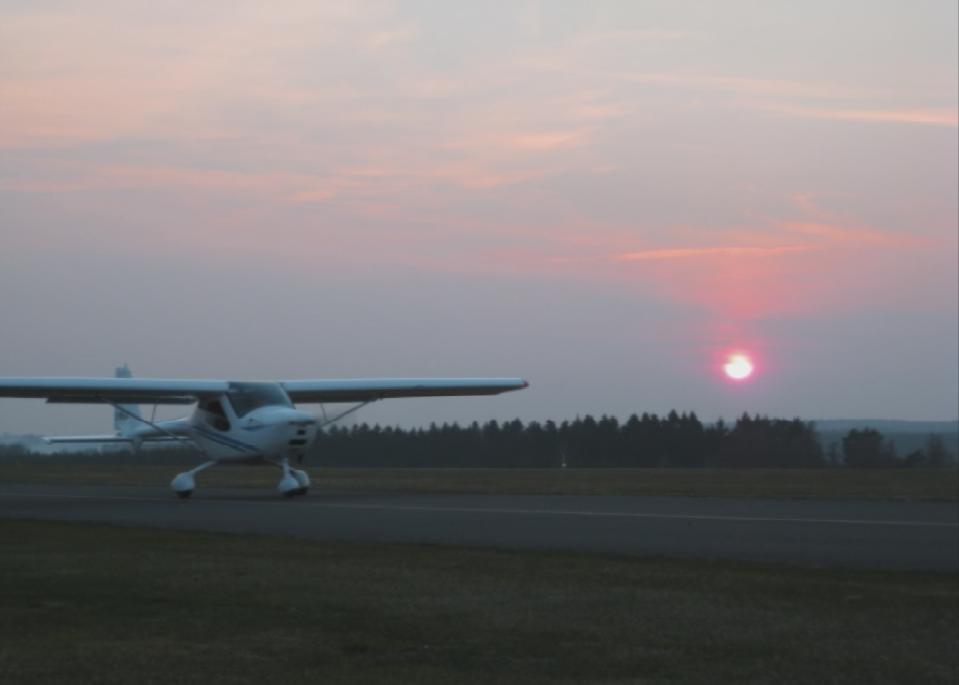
<box><xmin>2</xmin><ymin>1</ymin><xmax>957</xmax><ymax>434</ymax></box>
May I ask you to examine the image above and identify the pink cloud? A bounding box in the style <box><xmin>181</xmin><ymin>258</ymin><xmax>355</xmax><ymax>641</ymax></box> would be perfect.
<box><xmin>1</xmin><ymin>1</ymin><xmax>953</xmax><ymax>337</ymax></box>
<box><xmin>447</xmin><ymin>128</ymin><xmax>591</xmax><ymax>154</ymax></box>
<box><xmin>603</xmin><ymin>197</ymin><xmax>942</xmax><ymax>318</ymax></box>
<box><xmin>617</xmin><ymin>245</ymin><xmax>817</xmax><ymax>261</ymax></box>
<box><xmin>611</xmin><ymin>243</ymin><xmax>848</xmax><ymax>318</ymax></box>
<box><xmin>453</xmin><ymin>198</ymin><xmax>940</xmax><ymax>321</ymax></box>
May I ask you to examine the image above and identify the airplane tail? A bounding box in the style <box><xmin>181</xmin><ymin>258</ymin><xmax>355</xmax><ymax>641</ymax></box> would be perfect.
<box><xmin>113</xmin><ymin>363</ymin><xmax>142</xmax><ymax>437</ymax></box>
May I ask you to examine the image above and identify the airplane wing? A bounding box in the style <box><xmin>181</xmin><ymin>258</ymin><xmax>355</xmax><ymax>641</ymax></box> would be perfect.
<box><xmin>0</xmin><ymin>377</ymin><xmax>528</xmax><ymax>405</ymax></box>
<box><xmin>281</xmin><ymin>378</ymin><xmax>529</xmax><ymax>403</ymax></box>
<box><xmin>0</xmin><ymin>378</ymin><xmax>225</xmax><ymax>404</ymax></box>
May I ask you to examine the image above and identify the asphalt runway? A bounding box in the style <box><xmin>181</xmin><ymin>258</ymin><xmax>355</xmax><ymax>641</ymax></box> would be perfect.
<box><xmin>1</xmin><ymin>483</ymin><xmax>957</xmax><ymax>571</ymax></box>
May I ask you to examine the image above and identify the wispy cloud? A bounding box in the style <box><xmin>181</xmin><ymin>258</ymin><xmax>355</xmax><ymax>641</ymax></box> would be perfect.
<box><xmin>779</xmin><ymin>221</ymin><xmax>920</xmax><ymax>246</ymax></box>
<box><xmin>365</xmin><ymin>25</ymin><xmax>418</xmax><ymax>50</ymax></box>
<box><xmin>619</xmin><ymin>72</ymin><xmax>874</xmax><ymax>100</ymax></box>
<box><xmin>1</xmin><ymin>163</ymin><xmax>321</xmax><ymax>195</ymax></box>
<box><xmin>574</xmin><ymin>28</ymin><xmax>698</xmax><ymax>46</ymax></box>
<box><xmin>779</xmin><ymin>195</ymin><xmax>927</xmax><ymax>246</ymax></box>
<box><xmin>758</xmin><ymin>103</ymin><xmax>959</xmax><ymax>127</ymax></box>
<box><xmin>503</xmin><ymin>130</ymin><xmax>589</xmax><ymax>151</ymax></box>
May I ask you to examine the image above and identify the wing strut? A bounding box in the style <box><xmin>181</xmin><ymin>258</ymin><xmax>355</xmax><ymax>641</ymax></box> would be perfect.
<box><xmin>106</xmin><ymin>399</ymin><xmax>198</xmax><ymax>451</ymax></box>
<box><xmin>316</xmin><ymin>400</ymin><xmax>376</xmax><ymax>429</ymax></box>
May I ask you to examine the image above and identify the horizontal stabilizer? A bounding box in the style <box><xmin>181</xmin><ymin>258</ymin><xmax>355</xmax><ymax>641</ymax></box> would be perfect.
<box><xmin>43</xmin><ymin>435</ymin><xmax>182</xmax><ymax>444</ymax></box>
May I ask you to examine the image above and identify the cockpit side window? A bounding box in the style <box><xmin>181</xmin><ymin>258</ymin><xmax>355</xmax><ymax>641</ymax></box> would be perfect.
<box><xmin>200</xmin><ymin>399</ymin><xmax>230</xmax><ymax>431</ymax></box>
<box><xmin>226</xmin><ymin>382</ymin><xmax>293</xmax><ymax>418</ymax></box>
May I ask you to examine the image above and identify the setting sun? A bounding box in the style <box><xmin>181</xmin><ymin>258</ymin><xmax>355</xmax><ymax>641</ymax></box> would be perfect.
<box><xmin>723</xmin><ymin>354</ymin><xmax>754</xmax><ymax>381</ymax></box>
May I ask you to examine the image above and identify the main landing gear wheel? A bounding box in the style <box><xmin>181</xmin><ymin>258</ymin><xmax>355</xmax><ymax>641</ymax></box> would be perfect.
<box><xmin>278</xmin><ymin>464</ymin><xmax>311</xmax><ymax>498</ymax></box>
<box><xmin>170</xmin><ymin>460</ymin><xmax>215</xmax><ymax>499</ymax></box>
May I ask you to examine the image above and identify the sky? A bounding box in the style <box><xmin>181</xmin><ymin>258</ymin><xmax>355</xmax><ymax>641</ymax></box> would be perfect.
<box><xmin>1</xmin><ymin>0</ymin><xmax>957</xmax><ymax>435</ymax></box>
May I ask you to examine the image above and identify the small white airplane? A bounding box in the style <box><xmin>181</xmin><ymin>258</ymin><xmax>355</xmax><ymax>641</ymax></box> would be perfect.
<box><xmin>0</xmin><ymin>365</ymin><xmax>528</xmax><ymax>498</ymax></box>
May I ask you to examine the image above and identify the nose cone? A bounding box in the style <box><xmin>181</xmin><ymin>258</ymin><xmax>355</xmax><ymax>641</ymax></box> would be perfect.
<box><xmin>280</xmin><ymin>409</ymin><xmax>316</xmax><ymax>460</ymax></box>
<box><xmin>281</xmin><ymin>408</ymin><xmax>317</xmax><ymax>426</ymax></box>
<box><xmin>237</xmin><ymin>406</ymin><xmax>317</xmax><ymax>459</ymax></box>
<box><xmin>246</xmin><ymin>407</ymin><xmax>317</xmax><ymax>458</ymax></box>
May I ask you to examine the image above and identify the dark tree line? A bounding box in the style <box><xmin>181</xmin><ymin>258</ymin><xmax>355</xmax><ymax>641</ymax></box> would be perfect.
<box><xmin>2</xmin><ymin>415</ymin><xmax>953</xmax><ymax>469</ymax></box>
<box><xmin>837</xmin><ymin>429</ymin><xmax>954</xmax><ymax>468</ymax></box>
<box><xmin>312</xmin><ymin>412</ymin><xmax>828</xmax><ymax>468</ymax></box>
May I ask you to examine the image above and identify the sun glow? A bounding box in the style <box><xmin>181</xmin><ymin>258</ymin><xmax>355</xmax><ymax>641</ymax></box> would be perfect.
<box><xmin>723</xmin><ymin>354</ymin><xmax>754</xmax><ymax>381</ymax></box>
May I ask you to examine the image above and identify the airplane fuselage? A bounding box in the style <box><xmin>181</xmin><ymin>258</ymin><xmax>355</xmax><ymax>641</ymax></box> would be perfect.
<box><xmin>191</xmin><ymin>404</ymin><xmax>318</xmax><ymax>463</ymax></box>
<box><xmin>137</xmin><ymin>401</ymin><xmax>318</xmax><ymax>464</ymax></box>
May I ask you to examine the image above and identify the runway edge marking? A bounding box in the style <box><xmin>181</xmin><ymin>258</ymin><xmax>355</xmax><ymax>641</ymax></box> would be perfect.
<box><xmin>2</xmin><ymin>491</ymin><xmax>956</xmax><ymax>528</ymax></box>
<box><xmin>304</xmin><ymin>502</ymin><xmax>959</xmax><ymax>528</ymax></box>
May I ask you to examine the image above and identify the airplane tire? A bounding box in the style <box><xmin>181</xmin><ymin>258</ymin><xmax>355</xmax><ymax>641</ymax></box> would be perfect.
<box><xmin>176</xmin><ymin>490</ymin><xmax>193</xmax><ymax>499</ymax></box>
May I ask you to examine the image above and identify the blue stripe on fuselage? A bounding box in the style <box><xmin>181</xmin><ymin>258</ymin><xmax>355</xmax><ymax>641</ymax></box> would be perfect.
<box><xmin>193</xmin><ymin>425</ymin><xmax>258</xmax><ymax>453</ymax></box>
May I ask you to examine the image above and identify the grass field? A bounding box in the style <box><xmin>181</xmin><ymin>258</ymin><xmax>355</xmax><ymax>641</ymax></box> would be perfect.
<box><xmin>1</xmin><ymin>463</ymin><xmax>957</xmax><ymax>501</ymax></box>
<box><xmin>1</xmin><ymin>520</ymin><xmax>957</xmax><ymax>684</ymax></box>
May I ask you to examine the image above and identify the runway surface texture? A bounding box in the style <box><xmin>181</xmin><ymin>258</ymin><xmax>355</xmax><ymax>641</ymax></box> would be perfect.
<box><xmin>1</xmin><ymin>483</ymin><xmax>957</xmax><ymax>571</ymax></box>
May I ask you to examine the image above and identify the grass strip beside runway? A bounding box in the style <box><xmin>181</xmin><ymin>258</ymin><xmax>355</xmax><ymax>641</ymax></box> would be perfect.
<box><xmin>1</xmin><ymin>520</ymin><xmax>956</xmax><ymax>684</ymax></box>
<box><xmin>1</xmin><ymin>464</ymin><xmax>957</xmax><ymax>501</ymax></box>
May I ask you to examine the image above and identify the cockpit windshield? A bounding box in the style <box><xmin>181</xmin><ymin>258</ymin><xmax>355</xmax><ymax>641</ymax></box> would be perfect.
<box><xmin>226</xmin><ymin>382</ymin><xmax>293</xmax><ymax>417</ymax></box>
